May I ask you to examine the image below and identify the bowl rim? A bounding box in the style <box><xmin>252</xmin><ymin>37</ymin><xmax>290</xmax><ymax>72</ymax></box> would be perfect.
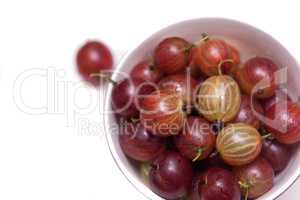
<box><xmin>103</xmin><ymin>17</ymin><xmax>300</xmax><ymax>200</ymax></box>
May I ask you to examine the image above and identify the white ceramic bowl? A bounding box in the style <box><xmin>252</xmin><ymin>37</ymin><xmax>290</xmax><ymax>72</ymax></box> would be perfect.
<box><xmin>104</xmin><ymin>18</ymin><xmax>300</xmax><ymax>200</ymax></box>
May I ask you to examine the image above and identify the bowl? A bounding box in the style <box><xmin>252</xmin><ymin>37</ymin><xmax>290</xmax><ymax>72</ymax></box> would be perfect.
<box><xmin>103</xmin><ymin>18</ymin><xmax>300</xmax><ymax>200</ymax></box>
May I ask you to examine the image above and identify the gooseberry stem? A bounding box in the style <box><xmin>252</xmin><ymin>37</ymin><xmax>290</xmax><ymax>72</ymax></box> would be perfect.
<box><xmin>141</xmin><ymin>163</ymin><xmax>151</xmax><ymax>184</ymax></box>
<box><xmin>90</xmin><ymin>72</ymin><xmax>116</xmax><ymax>85</ymax></box>
<box><xmin>244</xmin><ymin>187</ymin><xmax>249</xmax><ymax>200</ymax></box>
<box><xmin>130</xmin><ymin>117</ymin><xmax>140</xmax><ymax>123</ymax></box>
<box><xmin>183</xmin><ymin>44</ymin><xmax>195</xmax><ymax>54</ymax></box>
<box><xmin>201</xmin><ymin>33</ymin><xmax>210</xmax><ymax>42</ymax></box>
<box><xmin>217</xmin><ymin>59</ymin><xmax>234</xmax><ymax>75</ymax></box>
<box><xmin>238</xmin><ymin>181</ymin><xmax>250</xmax><ymax>200</ymax></box>
<box><xmin>192</xmin><ymin>148</ymin><xmax>206</xmax><ymax>162</ymax></box>
<box><xmin>195</xmin><ymin>33</ymin><xmax>210</xmax><ymax>45</ymax></box>
<box><xmin>262</xmin><ymin>133</ymin><xmax>274</xmax><ymax>140</ymax></box>
<box><xmin>204</xmin><ymin>175</ymin><xmax>208</xmax><ymax>185</ymax></box>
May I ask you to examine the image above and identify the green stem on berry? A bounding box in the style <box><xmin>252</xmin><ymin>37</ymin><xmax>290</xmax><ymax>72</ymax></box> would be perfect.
<box><xmin>192</xmin><ymin>148</ymin><xmax>206</xmax><ymax>162</ymax></box>
<box><xmin>182</xmin><ymin>44</ymin><xmax>195</xmax><ymax>55</ymax></box>
<box><xmin>130</xmin><ymin>117</ymin><xmax>140</xmax><ymax>124</ymax></box>
<box><xmin>262</xmin><ymin>133</ymin><xmax>274</xmax><ymax>140</ymax></box>
<box><xmin>90</xmin><ymin>72</ymin><xmax>116</xmax><ymax>85</ymax></box>
<box><xmin>244</xmin><ymin>187</ymin><xmax>249</xmax><ymax>200</ymax></box>
<box><xmin>238</xmin><ymin>181</ymin><xmax>250</xmax><ymax>200</ymax></box>
<box><xmin>140</xmin><ymin>163</ymin><xmax>151</xmax><ymax>184</ymax></box>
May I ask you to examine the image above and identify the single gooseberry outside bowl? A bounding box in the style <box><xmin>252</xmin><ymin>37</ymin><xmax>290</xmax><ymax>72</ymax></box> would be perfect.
<box><xmin>103</xmin><ymin>18</ymin><xmax>300</xmax><ymax>200</ymax></box>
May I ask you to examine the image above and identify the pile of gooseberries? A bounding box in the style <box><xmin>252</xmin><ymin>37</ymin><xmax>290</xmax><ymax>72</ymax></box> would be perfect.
<box><xmin>77</xmin><ymin>35</ymin><xmax>299</xmax><ymax>200</ymax></box>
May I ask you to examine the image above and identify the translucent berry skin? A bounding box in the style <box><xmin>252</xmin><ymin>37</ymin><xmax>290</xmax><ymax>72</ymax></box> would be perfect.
<box><xmin>216</xmin><ymin>123</ymin><xmax>262</xmax><ymax>166</ymax></box>
<box><xmin>198</xmin><ymin>168</ymin><xmax>241</xmax><ymax>200</ymax></box>
<box><xmin>154</xmin><ymin>37</ymin><xmax>190</xmax><ymax>75</ymax></box>
<box><xmin>233</xmin><ymin>157</ymin><xmax>274</xmax><ymax>199</ymax></box>
<box><xmin>265</xmin><ymin>101</ymin><xmax>300</xmax><ymax>144</ymax></box>
<box><xmin>193</xmin><ymin>39</ymin><xmax>240</xmax><ymax>76</ymax></box>
<box><xmin>119</xmin><ymin>122</ymin><xmax>166</xmax><ymax>162</ymax></box>
<box><xmin>235</xmin><ymin>57</ymin><xmax>278</xmax><ymax>99</ymax></box>
<box><xmin>175</xmin><ymin>116</ymin><xmax>216</xmax><ymax>161</ymax></box>
<box><xmin>196</xmin><ymin>75</ymin><xmax>241</xmax><ymax>123</ymax></box>
<box><xmin>149</xmin><ymin>151</ymin><xmax>193</xmax><ymax>200</ymax></box>
<box><xmin>76</xmin><ymin>41</ymin><xmax>113</xmax><ymax>85</ymax></box>
<box><xmin>140</xmin><ymin>89</ymin><xmax>186</xmax><ymax>137</ymax></box>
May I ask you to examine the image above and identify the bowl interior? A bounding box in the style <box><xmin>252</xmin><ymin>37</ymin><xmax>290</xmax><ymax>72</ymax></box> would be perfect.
<box><xmin>104</xmin><ymin>18</ymin><xmax>300</xmax><ymax>200</ymax></box>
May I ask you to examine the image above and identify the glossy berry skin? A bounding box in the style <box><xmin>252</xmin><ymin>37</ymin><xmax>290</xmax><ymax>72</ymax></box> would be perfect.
<box><xmin>175</xmin><ymin>117</ymin><xmax>216</xmax><ymax>161</ymax></box>
<box><xmin>197</xmin><ymin>75</ymin><xmax>241</xmax><ymax>123</ymax></box>
<box><xmin>217</xmin><ymin>123</ymin><xmax>262</xmax><ymax>166</ymax></box>
<box><xmin>233</xmin><ymin>157</ymin><xmax>274</xmax><ymax>199</ymax></box>
<box><xmin>265</xmin><ymin>101</ymin><xmax>300</xmax><ymax>144</ymax></box>
<box><xmin>235</xmin><ymin>57</ymin><xmax>278</xmax><ymax>99</ymax></box>
<box><xmin>262</xmin><ymin>139</ymin><xmax>291</xmax><ymax>173</ymax></box>
<box><xmin>261</xmin><ymin>90</ymin><xmax>291</xmax><ymax>111</ymax></box>
<box><xmin>149</xmin><ymin>151</ymin><xmax>193</xmax><ymax>200</ymax></box>
<box><xmin>76</xmin><ymin>41</ymin><xmax>113</xmax><ymax>86</ymax></box>
<box><xmin>112</xmin><ymin>79</ymin><xmax>155</xmax><ymax>119</ymax></box>
<box><xmin>130</xmin><ymin>60</ymin><xmax>162</xmax><ymax>83</ymax></box>
<box><xmin>193</xmin><ymin>39</ymin><xmax>240</xmax><ymax>76</ymax></box>
<box><xmin>154</xmin><ymin>37</ymin><xmax>190</xmax><ymax>75</ymax></box>
<box><xmin>119</xmin><ymin>122</ymin><xmax>165</xmax><ymax>162</ymax></box>
<box><xmin>140</xmin><ymin>89</ymin><xmax>186</xmax><ymax>137</ymax></box>
<box><xmin>158</xmin><ymin>74</ymin><xmax>198</xmax><ymax>105</ymax></box>
<box><xmin>198</xmin><ymin>168</ymin><xmax>241</xmax><ymax>200</ymax></box>
<box><xmin>232</xmin><ymin>95</ymin><xmax>264</xmax><ymax>129</ymax></box>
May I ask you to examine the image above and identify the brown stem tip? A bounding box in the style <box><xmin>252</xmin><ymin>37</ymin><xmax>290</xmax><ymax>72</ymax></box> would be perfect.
<box><xmin>90</xmin><ymin>72</ymin><xmax>116</xmax><ymax>85</ymax></box>
<box><xmin>201</xmin><ymin>33</ymin><xmax>210</xmax><ymax>42</ymax></box>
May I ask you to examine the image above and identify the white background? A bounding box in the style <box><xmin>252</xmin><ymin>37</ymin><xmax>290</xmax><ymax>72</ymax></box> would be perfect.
<box><xmin>0</xmin><ymin>0</ymin><xmax>299</xmax><ymax>199</ymax></box>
